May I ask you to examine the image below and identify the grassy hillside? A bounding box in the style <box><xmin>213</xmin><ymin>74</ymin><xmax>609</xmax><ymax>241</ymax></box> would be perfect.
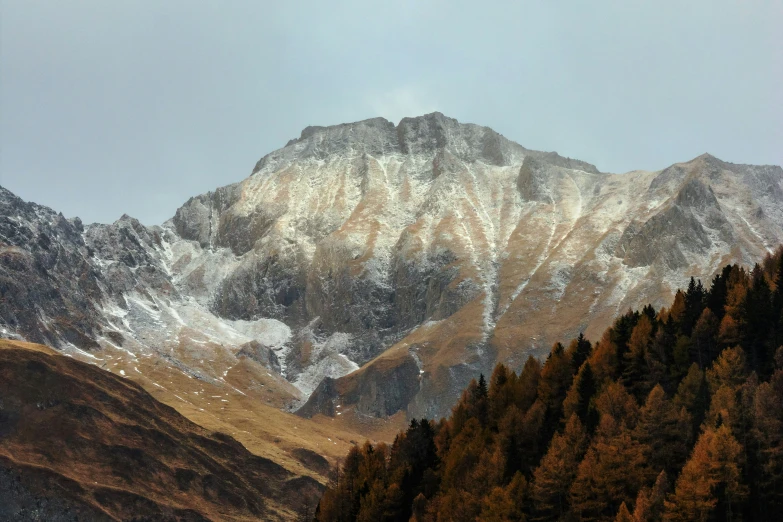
<box><xmin>0</xmin><ymin>339</ymin><xmax>321</xmax><ymax>521</ymax></box>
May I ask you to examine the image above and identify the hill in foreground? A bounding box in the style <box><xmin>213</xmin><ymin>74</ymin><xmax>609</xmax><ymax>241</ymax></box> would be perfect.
<box><xmin>0</xmin><ymin>339</ymin><xmax>321</xmax><ymax>521</ymax></box>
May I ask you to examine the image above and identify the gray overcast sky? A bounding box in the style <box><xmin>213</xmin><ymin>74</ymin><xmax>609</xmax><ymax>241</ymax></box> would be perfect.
<box><xmin>1</xmin><ymin>1</ymin><xmax>781</xmax><ymax>225</ymax></box>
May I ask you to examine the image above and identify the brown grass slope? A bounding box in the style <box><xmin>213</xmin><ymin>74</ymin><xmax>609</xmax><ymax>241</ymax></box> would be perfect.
<box><xmin>0</xmin><ymin>340</ymin><xmax>321</xmax><ymax>521</ymax></box>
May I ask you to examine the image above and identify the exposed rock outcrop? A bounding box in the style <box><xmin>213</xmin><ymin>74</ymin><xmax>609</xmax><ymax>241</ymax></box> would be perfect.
<box><xmin>0</xmin><ymin>187</ymin><xmax>104</xmax><ymax>349</ymax></box>
<box><xmin>236</xmin><ymin>340</ymin><xmax>282</xmax><ymax>374</ymax></box>
<box><xmin>297</xmin><ymin>353</ymin><xmax>421</xmax><ymax>418</ymax></box>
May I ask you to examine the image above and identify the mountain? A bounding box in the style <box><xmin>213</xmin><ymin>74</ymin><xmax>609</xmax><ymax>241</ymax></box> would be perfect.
<box><xmin>1</xmin><ymin>111</ymin><xmax>781</xmax><ymax>427</ymax></box>
<box><xmin>0</xmin><ymin>339</ymin><xmax>322</xmax><ymax>521</ymax></box>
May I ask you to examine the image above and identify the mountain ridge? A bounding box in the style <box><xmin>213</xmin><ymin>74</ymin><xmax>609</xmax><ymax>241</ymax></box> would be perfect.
<box><xmin>1</xmin><ymin>111</ymin><xmax>781</xmax><ymax>427</ymax></box>
<box><xmin>255</xmin><ymin>112</ymin><xmax>600</xmax><ymax>177</ymax></box>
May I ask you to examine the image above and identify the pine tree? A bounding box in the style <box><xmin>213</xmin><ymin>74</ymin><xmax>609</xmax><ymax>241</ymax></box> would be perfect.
<box><xmin>531</xmin><ymin>414</ymin><xmax>587</xmax><ymax>521</ymax></box>
<box><xmin>496</xmin><ymin>405</ymin><xmax>531</xmax><ymax>480</ymax></box>
<box><xmin>674</xmin><ymin>363</ymin><xmax>708</xmax><ymax>432</ymax></box>
<box><xmin>476</xmin><ymin>374</ymin><xmax>489</xmax><ymax>426</ymax></box>
<box><xmin>744</xmin><ymin>266</ymin><xmax>774</xmax><ymax>374</ymax></box>
<box><xmin>773</xmin><ymin>254</ymin><xmax>783</xmax><ymax>312</ymax></box>
<box><xmin>718</xmin><ymin>315</ymin><xmax>741</xmax><ymax>349</ymax></box>
<box><xmin>671</xmin><ymin>335</ymin><xmax>693</xmax><ymax>379</ymax></box>
<box><xmin>706</xmin><ymin>346</ymin><xmax>748</xmax><ymax>394</ymax></box>
<box><xmin>682</xmin><ymin>277</ymin><xmax>706</xmax><ymax>337</ymax></box>
<box><xmin>386</xmin><ymin>419</ymin><xmax>438</xmax><ymax>518</ymax></box>
<box><xmin>589</xmin><ymin>331</ymin><xmax>620</xmax><ymax>385</ymax></box>
<box><xmin>615</xmin><ymin>502</ymin><xmax>633</xmax><ymax>522</ymax></box>
<box><xmin>382</xmin><ymin>483</ymin><xmax>405</xmax><ymax>521</ymax></box>
<box><xmin>452</xmin><ymin>377</ymin><xmax>489</xmax><ymax>435</ymax></box>
<box><xmin>537</xmin><ymin>342</ymin><xmax>574</xmax><ymax>441</ymax></box>
<box><xmin>434</xmin><ymin>487</ymin><xmax>481</xmax><ymax>522</ymax></box>
<box><xmin>669</xmin><ymin>290</ymin><xmax>687</xmax><ymax>326</ymax></box>
<box><xmin>357</xmin><ymin>479</ymin><xmax>386</xmax><ymax>522</ymax></box>
<box><xmin>520</xmin><ymin>399</ymin><xmax>548</xmax><ymax>474</ymax></box>
<box><xmin>773</xmin><ymin>256</ymin><xmax>783</xmax><ymax>353</ymax></box>
<box><xmin>575</xmin><ymin>363</ymin><xmax>597</xmax><ymax>425</ymax></box>
<box><xmin>478</xmin><ymin>373</ymin><xmax>489</xmax><ymax>397</ymax></box>
<box><xmin>664</xmin><ymin>425</ymin><xmax>747</xmax><ymax>522</ymax></box>
<box><xmin>342</xmin><ymin>445</ymin><xmax>365</xmax><ymax>520</ymax></box>
<box><xmin>751</xmin><ymin>351</ymin><xmax>783</xmax><ymax>517</ymax></box>
<box><xmin>611</xmin><ymin>310</ymin><xmax>642</xmax><ymax>378</ymax></box>
<box><xmin>594</xmin><ymin>381</ymin><xmax>640</xmax><ymax>429</ymax></box>
<box><xmin>516</xmin><ymin>356</ymin><xmax>542</xmax><ymax>414</ymax></box>
<box><xmin>641</xmin><ymin>303</ymin><xmax>657</xmax><ymax>322</ymax></box>
<box><xmin>634</xmin><ymin>385</ymin><xmax>691</xmax><ymax>478</ymax></box>
<box><xmin>570</xmin><ymin>414</ymin><xmax>649</xmax><ymax>520</ymax></box>
<box><xmin>706</xmin><ymin>265</ymin><xmax>731</xmax><ymax>321</ymax></box>
<box><xmin>632</xmin><ymin>471</ymin><xmax>668</xmax><ymax>522</ymax></box>
<box><xmin>317</xmin><ymin>460</ymin><xmax>344</xmax><ymax>521</ymax></box>
<box><xmin>489</xmin><ymin>364</ymin><xmax>514</xmax><ymax>429</ymax></box>
<box><xmin>572</xmin><ymin>332</ymin><xmax>593</xmax><ymax>372</ymax></box>
<box><xmin>440</xmin><ymin>418</ymin><xmax>487</xmax><ymax>492</ymax></box>
<box><xmin>478</xmin><ymin>472</ymin><xmax>528</xmax><ymax>522</ymax></box>
<box><xmin>719</xmin><ymin>269</ymin><xmax>748</xmax><ymax>348</ymax></box>
<box><xmin>562</xmin><ymin>361</ymin><xmax>598</xmax><ymax>431</ymax></box>
<box><xmin>409</xmin><ymin>492</ymin><xmax>427</xmax><ymax>522</ymax></box>
<box><xmin>623</xmin><ymin>314</ymin><xmax>655</xmax><ymax>399</ymax></box>
<box><xmin>692</xmin><ymin>307</ymin><xmax>719</xmax><ymax>369</ymax></box>
<box><xmin>649</xmin><ymin>320</ymin><xmax>675</xmax><ymax>387</ymax></box>
<box><xmin>706</xmin><ymin>385</ymin><xmax>740</xmax><ymax>432</ymax></box>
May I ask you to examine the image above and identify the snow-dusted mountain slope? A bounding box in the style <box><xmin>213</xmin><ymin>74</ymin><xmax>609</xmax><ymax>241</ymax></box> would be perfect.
<box><xmin>1</xmin><ymin>112</ymin><xmax>781</xmax><ymax>420</ymax></box>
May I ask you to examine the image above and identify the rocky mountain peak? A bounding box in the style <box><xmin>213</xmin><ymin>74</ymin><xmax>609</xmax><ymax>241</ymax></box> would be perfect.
<box><xmin>253</xmin><ymin>112</ymin><xmax>601</xmax><ymax>177</ymax></box>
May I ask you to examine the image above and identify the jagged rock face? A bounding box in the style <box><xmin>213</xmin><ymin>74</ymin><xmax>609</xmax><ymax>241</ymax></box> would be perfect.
<box><xmin>0</xmin><ymin>190</ymin><xmax>302</xmax><ymax>412</ymax></box>
<box><xmin>296</xmin><ymin>353</ymin><xmax>420</xmax><ymax>419</ymax></box>
<box><xmin>0</xmin><ymin>188</ymin><xmax>104</xmax><ymax>348</ymax></box>
<box><xmin>172</xmin><ymin>184</ymin><xmax>242</xmax><ymax>251</ymax></box>
<box><xmin>1</xmin><ymin>114</ymin><xmax>782</xmax><ymax>422</ymax></box>
<box><xmin>618</xmin><ymin>205</ymin><xmax>713</xmax><ymax>270</ymax></box>
<box><xmin>85</xmin><ymin>215</ymin><xmax>175</xmax><ymax>300</ymax></box>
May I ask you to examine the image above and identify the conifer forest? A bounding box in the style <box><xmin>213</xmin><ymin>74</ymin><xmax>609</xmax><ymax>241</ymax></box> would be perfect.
<box><xmin>315</xmin><ymin>247</ymin><xmax>783</xmax><ymax>522</ymax></box>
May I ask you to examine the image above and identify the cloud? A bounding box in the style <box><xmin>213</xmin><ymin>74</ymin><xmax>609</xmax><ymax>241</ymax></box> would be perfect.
<box><xmin>365</xmin><ymin>86</ymin><xmax>439</xmax><ymax>124</ymax></box>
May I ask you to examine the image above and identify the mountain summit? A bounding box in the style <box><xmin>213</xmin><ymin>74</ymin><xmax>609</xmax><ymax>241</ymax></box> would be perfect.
<box><xmin>259</xmin><ymin>112</ymin><xmax>598</xmax><ymax>177</ymax></box>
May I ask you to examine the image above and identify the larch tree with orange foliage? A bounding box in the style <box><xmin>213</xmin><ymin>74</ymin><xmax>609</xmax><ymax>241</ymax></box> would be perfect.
<box><xmin>664</xmin><ymin>424</ymin><xmax>746</xmax><ymax>522</ymax></box>
<box><xmin>569</xmin><ymin>384</ymin><xmax>649</xmax><ymax>521</ymax></box>
<box><xmin>633</xmin><ymin>384</ymin><xmax>691</xmax><ymax>478</ymax></box>
<box><xmin>531</xmin><ymin>414</ymin><xmax>587</xmax><ymax>520</ymax></box>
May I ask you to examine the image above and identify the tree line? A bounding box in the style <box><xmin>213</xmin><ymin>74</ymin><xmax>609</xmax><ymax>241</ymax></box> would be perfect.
<box><xmin>314</xmin><ymin>247</ymin><xmax>783</xmax><ymax>521</ymax></box>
